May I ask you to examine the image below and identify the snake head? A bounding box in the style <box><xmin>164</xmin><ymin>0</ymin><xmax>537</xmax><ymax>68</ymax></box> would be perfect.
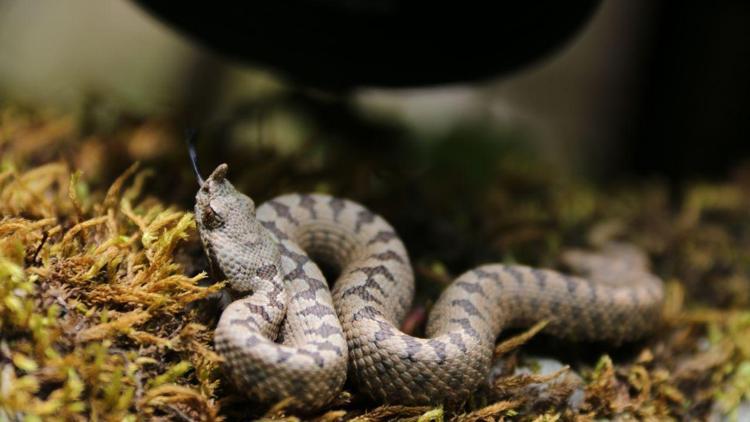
<box><xmin>195</xmin><ymin>164</ymin><xmax>282</xmax><ymax>294</ymax></box>
<box><xmin>195</xmin><ymin>164</ymin><xmax>255</xmax><ymax>231</ymax></box>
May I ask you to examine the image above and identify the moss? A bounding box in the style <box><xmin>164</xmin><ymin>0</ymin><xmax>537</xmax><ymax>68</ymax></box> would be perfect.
<box><xmin>0</xmin><ymin>154</ymin><xmax>222</xmax><ymax>420</ymax></box>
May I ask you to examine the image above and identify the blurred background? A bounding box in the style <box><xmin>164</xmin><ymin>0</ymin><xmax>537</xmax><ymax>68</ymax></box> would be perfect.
<box><xmin>1</xmin><ymin>0</ymin><xmax>749</xmax><ymax>187</ymax></box>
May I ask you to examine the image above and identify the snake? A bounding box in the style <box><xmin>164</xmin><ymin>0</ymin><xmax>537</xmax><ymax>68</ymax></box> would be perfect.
<box><xmin>194</xmin><ymin>163</ymin><xmax>664</xmax><ymax>411</ymax></box>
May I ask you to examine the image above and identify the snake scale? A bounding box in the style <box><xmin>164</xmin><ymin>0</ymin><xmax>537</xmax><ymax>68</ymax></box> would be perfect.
<box><xmin>194</xmin><ymin>163</ymin><xmax>664</xmax><ymax>411</ymax></box>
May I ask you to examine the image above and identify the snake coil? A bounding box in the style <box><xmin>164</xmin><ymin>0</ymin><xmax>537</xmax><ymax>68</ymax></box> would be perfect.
<box><xmin>194</xmin><ymin>163</ymin><xmax>664</xmax><ymax>410</ymax></box>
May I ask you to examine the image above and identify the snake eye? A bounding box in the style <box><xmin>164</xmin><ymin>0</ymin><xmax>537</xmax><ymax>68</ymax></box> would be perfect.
<box><xmin>203</xmin><ymin>203</ymin><xmax>225</xmax><ymax>230</ymax></box>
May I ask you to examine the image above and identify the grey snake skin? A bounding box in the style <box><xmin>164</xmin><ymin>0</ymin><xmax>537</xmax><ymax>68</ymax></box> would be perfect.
<box><xmin>194</xmin><ymin>164</ymin><xmax>664</xmax><ymax>411</ymax></box>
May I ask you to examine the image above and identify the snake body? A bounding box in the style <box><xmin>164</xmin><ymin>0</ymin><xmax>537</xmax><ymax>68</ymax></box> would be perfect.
<box><xmin>195</xmin><ymin>164</ymin><xmax>664</xmax><ymax>410</ymax></box>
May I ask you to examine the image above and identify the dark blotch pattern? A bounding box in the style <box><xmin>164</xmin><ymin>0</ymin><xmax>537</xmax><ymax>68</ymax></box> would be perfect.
<box><xmin>402</xmin><ymin>335</ymin><xmax>423</xmax><ymax>360</ymax></box>
<box><xmin>256</xmin><ymin>264</ymin><xmax>278</xmax><ymax>280</ymax></box>
<box><xmin>449</xmin><ymin>318</ymin><xmax>482</xmax><ymax>342</ymax></box>
<box><xmin>366</xmin><ymin>230</ymin><xmax>397</xmax><ymax>245</ymax></box>
<box><xmin>370</xmin><ymin>250</ymin><xmax>405</xmax><ymax>263</ymax></box>
<box><xmin>341</xmin><ymin>285</ymin><xmax>384</xmax><ymax>306</ymax></box>
<box><xmin>451</xmin><ymin>299</ymin><xmax>486</xmax><ymax>321</ymax></box>
<box><xmin>531</xmin><ymin>269</ymin><xmax>547</xmax><ymax>290</ymax></box>
<box><xmin>455</xmin><ymin>280</ymin><xmax>485</xmax><ymax>295</ymax></box>
<box><xmin>305</xmin><ymin>323</ymin><xmax>343</xmax><ymax>338</ymax></box>
<box><xmin>268</xmin><ymin>200</ymin><xmax>300</xmax><ymax>225</ymax></box>
<box><xmin>328</xmin><ymin>197</ymin><xmax>346</xmax><ymax>222</ymax></box>
<box><xmin>447</xmin><ymin>332</ymin><xmax>468</xmax><ymax>353</ymax></box>
<box><xmin>427</xmin><ymin>339</ymin><xmax>448</xmax><ymax>363</ymax></box>
<box><xmin>298</xmin><ymin>194</ymin><xmax>318</xmax><ymax>218</ymax></box>
<box><xmin>352</xmin><ymin>305</ymin><xmax>382</xmax><ymax>321</ymax></box>
<box><xmin>354</xmin><ymin>209</ymin><xmax>376</xmax><ymax>233</ymax></box>
<box><xmin>244</xmin><ymin>302</ymin><xmax>273</xmax><ymax>324</ymax></box>
<box><xmin>350</xmin><ymin>265</ymin><xmax>395</xmax><ymax>284</ymax></box>
<box><xmin>299</xmin><ymin>303</ymin><xmax>338</xmax><ymax>318</ymax></box>
<box><xmin>260</xmin><ymin>220</ymin><xmax>289</xmax><ymax>240</ymax></box>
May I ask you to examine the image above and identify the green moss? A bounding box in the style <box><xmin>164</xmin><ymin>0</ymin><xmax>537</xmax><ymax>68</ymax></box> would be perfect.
<box><xmin>0</xmin><ymin>156</ymin><xmax>222</xmax><ymax>420</ymax></box>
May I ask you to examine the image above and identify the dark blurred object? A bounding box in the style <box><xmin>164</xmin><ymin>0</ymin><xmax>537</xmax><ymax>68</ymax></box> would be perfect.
<box><xmin>133</xmin><ymin>1</ymin><xmax>601</xmax><ymax>88</ymax></box>
<box><xmin>622</xmin><ymin>3</ymin><xmax>750</xmax><ymax>187</ymax></box>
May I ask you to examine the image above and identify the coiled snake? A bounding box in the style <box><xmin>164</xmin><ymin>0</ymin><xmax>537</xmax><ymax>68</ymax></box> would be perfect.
<box><xmin>194</xmin><ymin>163</ymin><xmax>664</xmax><ymax>410</ymax></box>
